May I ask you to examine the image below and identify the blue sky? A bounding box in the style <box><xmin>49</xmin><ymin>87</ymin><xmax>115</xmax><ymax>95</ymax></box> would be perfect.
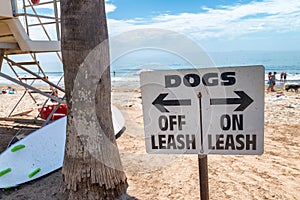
<box><xmin>20</xmin><ymin>0</ymin><xmax>300</xmax><ymax>52</ymax></box>
<box><xmin>107</xmin><ymin>0</ymin><xmax>257</xmax><ymax>20</ymax></box>
<box><xmin>104</xmin><ymin>0</ymin><xmax>300</xmax><ymax>52</ymax></box>
<box><xmin>7</xmin><ymin>0</ymin><xmax>300</xmax><ymax>74</ymax></box>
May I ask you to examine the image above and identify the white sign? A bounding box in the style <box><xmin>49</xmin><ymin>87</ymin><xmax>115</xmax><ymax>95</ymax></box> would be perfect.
<box><xmin>140</xmin><ymin>66</ymin><xmax>264</xmax><ymax>155</ymax></box>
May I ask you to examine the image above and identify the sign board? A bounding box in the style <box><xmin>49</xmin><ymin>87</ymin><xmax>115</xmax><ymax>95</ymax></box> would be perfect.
<box><xmin>140</xmin><ymin>65</ymin><xmax>264</xmax><ymax>155</ymax></box>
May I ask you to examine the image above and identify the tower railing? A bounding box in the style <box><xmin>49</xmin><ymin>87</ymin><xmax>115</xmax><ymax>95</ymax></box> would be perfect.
<box><xmin>15</xmin><ymin>0</ymin><xmax>60</xmax><ymax>42</ymax></box>
<box><xmin>0</xmin><ymin>0</ymin><xmax>64</xmax><ymax>122</ymax></box>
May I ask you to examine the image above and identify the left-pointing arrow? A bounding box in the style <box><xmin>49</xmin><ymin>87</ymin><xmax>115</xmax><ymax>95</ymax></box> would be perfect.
<box><xmin>152</xmin><ymin>93</ymin><xmax>192</xmax><ymax>113</ymax></box>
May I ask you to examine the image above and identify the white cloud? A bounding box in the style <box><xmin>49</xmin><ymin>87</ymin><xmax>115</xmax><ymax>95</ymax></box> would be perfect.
<box><xmin>105</xmin><ymin>3</ymin><xmax>117</xmax><ymax>13</ymax></box>
<box><xmin>108</xmin><ymin>0</ymin><xmax>300</xmax><ymax>41</ymax></box>
<box><xmin>105</xmin><ymin>0</ymin><xmax>117</xmax><ymax>13</ymax></box>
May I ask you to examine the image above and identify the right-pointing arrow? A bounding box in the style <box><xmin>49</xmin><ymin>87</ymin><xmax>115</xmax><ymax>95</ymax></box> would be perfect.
<box><xmin>210</xmin><ymin>91</ymin><xmax>253</xmax><ymax>111</ymax></box>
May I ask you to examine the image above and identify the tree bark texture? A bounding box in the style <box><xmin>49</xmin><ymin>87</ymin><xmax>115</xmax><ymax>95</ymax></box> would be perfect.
<box><xmin>60</xmin><ymin>1</ymin><xmax>128</xmax><ymax>199</ymax></box>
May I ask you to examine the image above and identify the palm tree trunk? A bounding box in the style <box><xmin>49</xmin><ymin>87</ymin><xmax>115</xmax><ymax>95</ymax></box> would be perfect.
<box><xmin>59</xmin><ymin>0</ymin><xmax>128</xmax><ymax>199</ymax></box>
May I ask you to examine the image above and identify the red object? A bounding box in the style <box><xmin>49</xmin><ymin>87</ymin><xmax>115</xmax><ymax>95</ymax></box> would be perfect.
<box><xmin>31</xmin><ymin>0</ymin><xmax>40</xmax><ymax>5</ymax></box>
<box><xmin>52</xmin><ymin>113</ymin><xmax>66</xmax><ymax>121</ymax></box>
<box><xmin>38</xmin><ymin>104</ymin><xmax>67</xmax><ymax>121</ymax></box>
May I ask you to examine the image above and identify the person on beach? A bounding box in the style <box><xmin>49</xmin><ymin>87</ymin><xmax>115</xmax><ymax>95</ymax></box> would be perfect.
<box><xmin>45</xmin><ymin>76</ymin><xmax>59</xmax><ymax>102</ymax></box>
<box><xmin>267</xmin><ymin>72</ymin><xmax>273</xmax><ymax>92</ymax></box>
<box><xmin>1</xmin><ymin>88</ymin><xmax>7</xmax><ymax>94</ymax></box>
<box><xmin>8</xmin><ymin>88</ymin><xmax>15</xmax><ymax>94</ymax></box>
<box><xmin>280</xmin><ymin>72</ymin><xmax>287</xmax><ymax>82</ymax></box>
<box><xmin>270</xmin><ymin>72</ymin><xmax>277</xmax><ymax>92</ymax></box>
<box><xmin>50</xmin><ymin>86</ymin><xmax>59</xmax><ymax>102</ymax></box>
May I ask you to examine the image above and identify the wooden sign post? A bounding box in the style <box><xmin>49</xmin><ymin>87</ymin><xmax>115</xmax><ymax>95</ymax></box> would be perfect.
<box><xmin>198</xmin><ymin>92</ymin><xmax>209</xmax><ymax>199</ymax></box>
<box><xmin>198</xmin><ymin>155</ymin><xmax>209</xmax><ymax>200</ymax></box>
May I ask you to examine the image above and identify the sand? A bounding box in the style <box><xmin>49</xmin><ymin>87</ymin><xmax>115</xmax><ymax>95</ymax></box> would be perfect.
<box><xmin>0</xmin><ymin>84</ymin><xmax>299</xmax><ymax>200</ymax></box>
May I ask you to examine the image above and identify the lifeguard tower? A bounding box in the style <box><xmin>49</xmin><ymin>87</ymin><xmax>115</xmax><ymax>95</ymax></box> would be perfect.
<box><xmin>0</xmin><ymin>0</ymin><xmax>64</xmax><ymax>123</ymax></box>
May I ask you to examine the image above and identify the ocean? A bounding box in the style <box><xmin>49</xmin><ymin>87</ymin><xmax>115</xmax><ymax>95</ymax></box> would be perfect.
<box><xmin>110</xmin><ymin>50</ymin><xmax>300</xmax><ymax>86</ymax></box>
<box><xmin>0</xmin><ymin>51</ymin><xmax>299</xmax><ymax>87</ymax></box>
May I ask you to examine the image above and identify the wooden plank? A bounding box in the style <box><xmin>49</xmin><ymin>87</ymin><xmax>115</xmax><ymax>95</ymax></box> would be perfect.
<box><xmin>18</xmin><ymin>76</ymin><xmax>43</xmax><ymax>80</ymax></box>
<box><xmin>12</xmin><ymin>61</ymin><xmax>38</xmax><ymax>65</ymax></box>
<box><xmin>10</xmin><ymin>109</ymin><xmax>34</xmax><ymax>117</ymax></box>
<box><xmin>0</xmin><ymin>117</ymin><xmax>44</xmax><ymax>125</ymax></box>
<box><xmin>0</xmin><ymin>42</ymin><xmax>18</xmax><ymax>49</ymax></box>
<box><xmin>28</xmin><ymin>90</ymin><xmax>53</xmax><ymax>94</ymax></box>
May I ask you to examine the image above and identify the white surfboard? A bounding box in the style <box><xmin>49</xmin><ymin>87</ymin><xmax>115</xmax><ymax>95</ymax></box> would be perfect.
<box><xmin>0</xmin><ymin>105</ymin><xmax>125</xmax><ymax>189</ymax></box>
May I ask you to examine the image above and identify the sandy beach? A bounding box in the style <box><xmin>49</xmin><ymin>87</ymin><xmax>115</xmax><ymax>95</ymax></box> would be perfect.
<box><xmin>0</xmin><ymin>84</ymin><xmax>299</xmax><ymax>199</ymax></box>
